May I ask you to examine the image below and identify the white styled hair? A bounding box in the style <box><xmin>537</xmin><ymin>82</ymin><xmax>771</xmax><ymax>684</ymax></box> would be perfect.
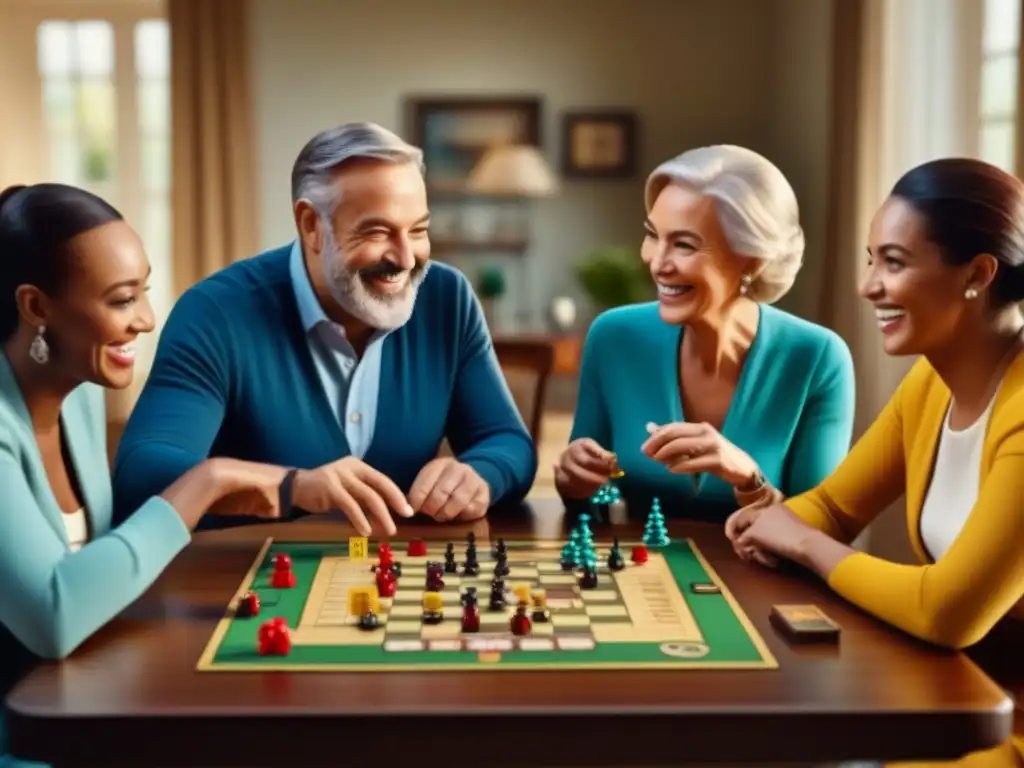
<box><xmin>644</xmin><ymin>145</ymin><xmax>804</xmax><ymax>304</ymax></box>
<box><xmin>290</xmin><ymin>121</ymin><xmax>424</xmax><ymax>215</ymax></box>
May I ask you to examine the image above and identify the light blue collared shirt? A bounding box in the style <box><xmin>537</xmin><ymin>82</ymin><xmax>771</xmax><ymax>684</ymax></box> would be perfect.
<box><xmin>288</xmin><ymin>240</ymin><xmax>390</xmax><ymax>458</ymax></box>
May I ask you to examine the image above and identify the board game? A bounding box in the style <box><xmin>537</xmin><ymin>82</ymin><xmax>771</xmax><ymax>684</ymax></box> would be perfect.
<box><xmin>197</xmin><ymin>519</ymin><xmax>778</xmax><ymax>672</ymax></box>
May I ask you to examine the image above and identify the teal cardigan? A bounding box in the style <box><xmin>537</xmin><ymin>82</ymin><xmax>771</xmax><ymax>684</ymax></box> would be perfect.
<box><xmin>570</xmin><ymin>302</ymin><xmax>855</xmax><ymax>521</ymax></box>
<box><xmin>0</xmin><ymin>354</ymin><xmax>191</xmax><ymax>766</ymax></box>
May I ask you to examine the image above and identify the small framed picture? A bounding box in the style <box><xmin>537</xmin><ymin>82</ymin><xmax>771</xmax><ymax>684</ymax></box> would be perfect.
<box><xmin>561</xmin><ymin>110</ymin><xmax>638</xmax><ymax>179</ymax></box>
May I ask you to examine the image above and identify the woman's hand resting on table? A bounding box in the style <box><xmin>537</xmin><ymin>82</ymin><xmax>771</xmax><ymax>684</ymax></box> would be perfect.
<box><xmin>725</xmin><ymin>500</ymin><xmax>826</xmax><ymax>569</ymax></box>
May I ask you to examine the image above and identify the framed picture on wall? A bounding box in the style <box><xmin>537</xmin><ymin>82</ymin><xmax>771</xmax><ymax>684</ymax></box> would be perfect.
<box><xmin>561</xmin><ymin>110</ymin><xmax>638</xmax><ymax>179</ymax></box>
<box><xmin>407</xmin><ymin>96</ymin><xmax>542</xmax><ymax>193</ymax></box>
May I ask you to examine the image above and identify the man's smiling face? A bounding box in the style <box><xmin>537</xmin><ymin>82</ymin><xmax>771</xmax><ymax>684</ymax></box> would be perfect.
<box><xmin>318</xmin><ymin>158</ymin><xmax>431</xmax><ymax>330</ymax></box>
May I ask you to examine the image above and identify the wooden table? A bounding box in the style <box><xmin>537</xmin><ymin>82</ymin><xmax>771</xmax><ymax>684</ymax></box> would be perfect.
<box><xmin>5</xmin><ymin>500</ymin><xmax>1014</xmax><ymax>767</ymax></box>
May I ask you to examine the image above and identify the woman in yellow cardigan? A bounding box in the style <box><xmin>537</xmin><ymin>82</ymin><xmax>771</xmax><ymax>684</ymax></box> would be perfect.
<box><xmin>726</xmin><ymin>157</ymin><xmax>1024</xmax><ymax>767</ymax></box>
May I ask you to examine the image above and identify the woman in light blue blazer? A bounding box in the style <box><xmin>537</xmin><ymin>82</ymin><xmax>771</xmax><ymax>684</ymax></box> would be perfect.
<box><xmin>0</xmin><ymin>184</ymin><xmax>299</xmax><ymax>767</ymax></box>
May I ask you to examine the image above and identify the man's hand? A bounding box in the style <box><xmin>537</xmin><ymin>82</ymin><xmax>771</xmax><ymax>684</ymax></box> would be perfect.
<box><xmin>409</xmin><ymin>458</ymin><xmax>490</xmax><ymax>522</ymax></box>
<box><xmin>291</xmin><ymin>457</ymin><xmax>414</xmax><ymax>536</ymax></box>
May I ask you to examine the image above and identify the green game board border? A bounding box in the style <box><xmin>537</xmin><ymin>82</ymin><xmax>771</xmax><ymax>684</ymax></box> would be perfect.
<box><xmin>196</xmin><ymin>537</ymin><xmax>779</xmax><ymax>672</ymax></box>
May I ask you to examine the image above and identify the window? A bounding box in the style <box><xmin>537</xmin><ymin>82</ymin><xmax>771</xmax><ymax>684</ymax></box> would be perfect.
<box><xmin>979</xmin><ymin>0</ymin><xmax>1021</xmax><ymax>171</ymax></box>
<box><xmin>29</xmin><ymin>4</ymin><xmax>170</xmax><ymax>402</ymax></box>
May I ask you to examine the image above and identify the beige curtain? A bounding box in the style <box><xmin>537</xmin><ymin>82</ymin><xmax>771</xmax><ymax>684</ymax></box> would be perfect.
<box><xmin>169</xmin><ymin>0</ymin><xmax>257</xmax><ymax>297</ymax></box>
<box><xmin>820</xmin><ymin>0</ymin><xmax>985</xmax><ymax>561</ymax></box>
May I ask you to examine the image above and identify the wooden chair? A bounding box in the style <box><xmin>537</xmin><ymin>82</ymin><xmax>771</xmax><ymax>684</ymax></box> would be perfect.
<box><xmin>493</xmin><ymin>336</ymin><xmax>556</xmax><ymax>444</ymax></box>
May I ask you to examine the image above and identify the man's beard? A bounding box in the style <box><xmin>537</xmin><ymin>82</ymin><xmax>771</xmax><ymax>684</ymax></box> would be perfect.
<box><xmin>320</xmin><ymin>226</ymin><xmax>429</xmax><ymax>330</ymax></box>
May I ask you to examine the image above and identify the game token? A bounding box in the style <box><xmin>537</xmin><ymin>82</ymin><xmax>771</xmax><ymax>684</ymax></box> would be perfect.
<box><xmin>510</xmin><ymin>601</ymin><xmax>532</xmax><ymax>636</ymax></box>
<box><xmin>691</xmin><ymin>582</ymin><xmax>721</xmax><ymax>594</ymax></box>
<box><xmin>257</xmin><ymin>617</ymin><xmax>290</xmax><ymax>656</ymax></box>
<box><xmin>769</xmin><ymin>604</ymin><xmax>841</xmax><ymax>643</ymax></box>
<box><xmin>236</xmin><ymin>591</ymin><xmax>260</xmax><ymax>618</ymax></box>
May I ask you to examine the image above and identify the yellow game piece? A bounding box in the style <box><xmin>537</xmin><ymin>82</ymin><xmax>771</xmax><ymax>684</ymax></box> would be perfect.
<box><xmin>349</xmin><ymin>536</ymin><xmax>368</xmax><ymax>559</ymax></box>
<box><xmin>513</xmin><ymin>583</ymin><xmax>531</xmax><ymax>604</ymax></box>
<box><xmin>610</xmin><ymin>454</ymin><xmax>625</xmax><ymax>478</ymax></box>
<box><xmin>422</xmin><ymin>591</ymin><xmax>444</xmax><ymax>612</ymax></box>
<box><xmin>531</xmin><ymin>589</ymin><xmax>551</xmax><ymax>622</ymax></box>
<box><xmin>348</xmin><ymin>585</ymin><xmax>379</xmax><ymax>616</ymax></box>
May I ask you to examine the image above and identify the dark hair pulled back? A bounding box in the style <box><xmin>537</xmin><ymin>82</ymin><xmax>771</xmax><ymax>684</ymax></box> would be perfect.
<box><xmin>890</xmin><ymin>158</ymin><xmax>1024</xmax><ymax>305</ymax></box>
<box><xmin>0</xmin><ymin>183</ymin><xmax>123</xmax><ymax>341</ymax></box>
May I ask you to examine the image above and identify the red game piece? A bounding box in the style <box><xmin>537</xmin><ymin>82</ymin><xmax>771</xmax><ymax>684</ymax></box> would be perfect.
<box><xmin>461</xmin><ymin>603</ymin><xmax>480</xmax><ymax>633</ymax></box>
<box><xmin>378</xmin><ymin>542</ymin><xmax>394</xmax><ymax>569</ymax></box>
<box><xmin>376</xmin><ymin>568</ymin><xmax>397</xmax><ymax>597</ymax></box>
<box><xmin>407</xmin><ymin>539</ymin><xmax>427</xmax><ymax>557</ymax></box>
<box><xmin>273</xmin><ymin>553</ymin><xmax>292</xmax><ymax>570</ymax></box>
<box><xmin>257</xmin><ymin>617</ymin><xmax>291</xmax><ymax>655</ymax></box>
<box><xmin>237</xmin><ymin>591</ymin><xmax>260</xmax><ymax>618</ymax></box>
<box><xmin>271</xmin><ymin>568</ymin><xmax>296</xmax><ymax>588</ymax></box>
<box><xmin>510</xmin><ymin>602</ymin><xmax>531</xmax><ymax>636</ymax></box>
<box><xmin>631</xmin><ymin>545</ymin><xmax>648</xmax><ymax>564</ymax></box>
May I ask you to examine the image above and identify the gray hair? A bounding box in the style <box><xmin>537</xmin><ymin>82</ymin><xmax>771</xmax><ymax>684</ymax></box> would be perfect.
<box><xmin>645</xmin><ymin>145</ymin><xmax>804</xmax><ymax>304</ymax></box>
<box><xmin>291</xmin><ymin>122</ymin><xmax>424</xmax><ymax>214</ymax></box>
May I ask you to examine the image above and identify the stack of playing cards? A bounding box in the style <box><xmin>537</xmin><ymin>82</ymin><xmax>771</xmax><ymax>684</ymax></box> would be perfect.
<box><xmin>769</xmin><ymin>604</ymin><xmax>841</xmax><ymax>643</ymax></box>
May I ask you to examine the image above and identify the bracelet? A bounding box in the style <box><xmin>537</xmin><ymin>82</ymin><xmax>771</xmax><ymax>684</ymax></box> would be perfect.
<box><xmin>278</xmin><ymin>468</ymin><xmax>299</xmax><ymax>517</ymax></box>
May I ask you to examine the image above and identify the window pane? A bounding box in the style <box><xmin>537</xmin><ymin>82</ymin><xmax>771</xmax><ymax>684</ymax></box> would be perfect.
<box><xmin>984</xmin><ymin>0</ymin><xmax>1021</xmax><ymax>54</ymax></box>
<box><xmin>141</xmin><ymin>136</ymin><xmax>170</xmax><ymax>193</ymax></box>
<box><xmin>77</xmin><ymin>80</ymin><xmax>117</xmax><ymax>183</ymax></box>
<box><xmin>141</xmin><ymin>196</ymin><xmax>172</xmax><ymax>321</ymax></box>
<box><xmin>42</xmin><ymin>78</ymin><xmax>77</xmax><ymax>134</ymax></box>
<box><xmin>137</xmin><ymin>78</ymin><xmax>169</xmax><ymax>136</ymax></box>
<box><xmin>78</xmin><ymin>79</ymin><xmax>116</xmax><ymax>136</ymax></box>
<box><xmin>50</xmin><ymin>135</ymin><xmax>81</xmax><ymax>184</ymax></box>
<box><xmin>37</xmin><ymin>22</ymin><xmax>71</xmax><ymax>76</ymax></box>
<box><xmin>135</xmin><ymin>20</ymin><xmax>169</xmax><ymax>78</ymax></box>
<box><xmin>980</xmin><ymin>120</ymin><xmax>1016</xmax><ymax>171</ymax></box>
<box><xmin>980</xmin><ymin>53</ymin><xmax>1019</xmax><ymax>118</ymax></box>
<box><xmin>74</xmin><ymin>21</ymin><xmax>113</xmax><ymax>76</ymax></box>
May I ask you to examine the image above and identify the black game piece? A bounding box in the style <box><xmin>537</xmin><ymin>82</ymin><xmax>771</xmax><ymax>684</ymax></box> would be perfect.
<box><xmin>358</xmin><ymin>611</ymin><xmax>380</xmax><ymax>630</ymax></box>
<box><xmin>425</xmin><ymin>561</ymin><xmax>445</xmax><ymax>592</ymax></box>
<box><xmin>691</xmin><ymin>582</ymin><xmax>721</xmax><ymax>594</ymax></box>
<box><xmin>607</xmin><ymin>537</ymin><xmax>625</xmax><ymax>571</ymax></box>
<box><xmin>578</xmin><ymin>564</ymin><xmax>599</xmax><ymax>589</ymax></box>
<box><xmin>492</xmin><ymin>537</ymin><xmax>507</xmax><ymax>559</ymax></box>
<box><xmin>444</xmin><ymin>543</ymin><xmax>458</xmax><ymax>573</ymax></box>
<box><xmin>422</xmin><ymin>609</ymin><xmax>444</xmax><ymax>625</ymax></box>
<box><xmin>560</xmin><ymin>550</ymin><xmax>577</xmax><ymax>571</ymax></box>
<box><xmin>460</xmin><ymin>586</ymin><xmax>478</xmax><ymax>606</ymax></box>
<box><xmin>493</xmin><ymin>551</ymin><xmax>509</xmax><ymax>577</ymax></box>
<box><xmin>488</xmin><ymin>578</ymin><xmax>507</xmax><ymax>611</ymax></box>
<box><xmin>463</xmin><ymin>543</ymin><xmax>480</xmax><ymax>576</ymax></box>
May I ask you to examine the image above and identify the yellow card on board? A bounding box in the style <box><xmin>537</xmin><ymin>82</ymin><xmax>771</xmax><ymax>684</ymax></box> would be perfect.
<box><xmin>349</xmin><ymin>536</ymin><xmax>368</xmax><ymax>559</ymax></box>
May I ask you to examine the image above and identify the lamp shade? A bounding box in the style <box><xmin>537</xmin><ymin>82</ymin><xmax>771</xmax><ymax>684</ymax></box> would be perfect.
<box><xmin>466</xmin><ymin>144</ymin><xmax>559</xmax><ymax>196</ymax></box>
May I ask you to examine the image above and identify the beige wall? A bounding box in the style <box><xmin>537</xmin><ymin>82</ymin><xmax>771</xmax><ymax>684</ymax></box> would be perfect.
<box><xmin>249</xmin><ymin>0</ymin><xmax>833</xmax><ymax>326</ymax></box>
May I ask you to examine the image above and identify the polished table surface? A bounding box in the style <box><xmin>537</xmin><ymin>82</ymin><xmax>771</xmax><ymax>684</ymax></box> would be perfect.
<box><xmin>5</xmin><ymin>499</ymin><xmax>1014</xmax><ymax>767</ymax></box>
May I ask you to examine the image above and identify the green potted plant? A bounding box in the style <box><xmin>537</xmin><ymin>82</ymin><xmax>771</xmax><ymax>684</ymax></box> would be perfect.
<box><xmin>476</xmin><ymin>265</ymin><xmax>506</xmax><ymax>328</ymax></box>
<box><xmin>575</xmin><ymin>245</ymin><xmax>654</xmax><ymax>310</ymax></box>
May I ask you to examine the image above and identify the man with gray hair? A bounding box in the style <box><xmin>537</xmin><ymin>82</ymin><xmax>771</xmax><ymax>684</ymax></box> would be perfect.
<box><xmin>112</xmin><ymin>123</ymin><xmax>536</xmax><ymax>532</ymax></box>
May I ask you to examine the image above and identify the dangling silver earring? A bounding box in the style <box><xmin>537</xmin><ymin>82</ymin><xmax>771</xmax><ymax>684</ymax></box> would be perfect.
<box><xmin>29</xmin><ymin>326</ymin><xmax>49</xmax><ymax>364</ymax></box>
<box><xmin>739</xmin><ymin>274</ymin><xmax>752</xmax><ymax>296</ymax></box>
<box><xmin>965</xmin><ymin>286</ymin><xmax>978</xmax><ymax>300</ymax></box>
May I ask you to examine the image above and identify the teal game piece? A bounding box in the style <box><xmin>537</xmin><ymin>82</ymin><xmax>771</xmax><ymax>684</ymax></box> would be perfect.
<box><xmin>643</xmin><ymin>497</ymin><xmax>670</xmax><ymax>547</ymax></box>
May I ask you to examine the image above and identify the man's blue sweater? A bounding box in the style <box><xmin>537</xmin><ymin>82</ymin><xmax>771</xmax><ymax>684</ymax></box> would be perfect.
<box><xmin>112</xmin><ymin>246</ymin><xmax>537</xmax><ymax>525</ymax></box>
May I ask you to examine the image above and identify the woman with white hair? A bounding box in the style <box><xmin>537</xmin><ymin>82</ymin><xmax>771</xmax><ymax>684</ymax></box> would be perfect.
<box><xmin>555</xmin><ymin>145</ymin><xmax>856</xmax><ymax>521</ymax></box>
